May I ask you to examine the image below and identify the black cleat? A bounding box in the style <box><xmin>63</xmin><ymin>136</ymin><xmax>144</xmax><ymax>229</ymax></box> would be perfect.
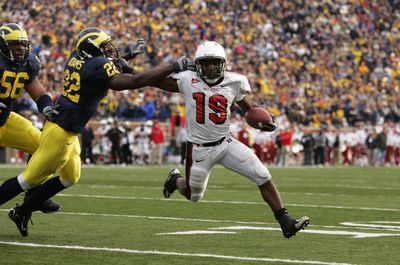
<box><xmin>280</xmin><ymin>216</ymin><xmax>309</xmax><ymax>239</ymax></box>
<box><xmin>163</xmin><ymin>168</ymin><xmax>181</xmax><ymax>198</ymax></box>
<box><xmin>33</xmin><ymin>199</ymin><xmax>62</xmax><ymax>213</ymax></box>
<box><xmin>8</xmin><ymin>204</ymin><xmax>32</xmax><ymax>237</ymax></box>
<box><xmin>25</xmin><ymin>189</ymin><xmax>62</xmax><ymax>214</ymax></box>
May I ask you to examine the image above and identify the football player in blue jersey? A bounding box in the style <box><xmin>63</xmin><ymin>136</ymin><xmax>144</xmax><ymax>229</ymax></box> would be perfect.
<box><xmin>3</xmin><ymin>27</ymin><xmax>193</xmax><ymax>236</ymax></box>
<box><xmin>0</xmin><ymin>23</ymin><xmax>61</xmax><ymax>214</ymax></box>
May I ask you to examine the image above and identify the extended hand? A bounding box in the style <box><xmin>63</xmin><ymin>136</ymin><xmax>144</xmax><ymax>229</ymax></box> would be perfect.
<box><xmin>43</xmin><ymin>105</ymin><xmax>59</xmax><ymax>121</ymax></box>
<box><xmin>260</xmin><ymin>114</ymin><xmax>278</xmax><ymax>132</ymax></box>
<box><xmin>124</xmin><ymin>39</ymin><xmax>146</xmax><ymax>60</ymax></box>
<box><xmin>173</xmin><ymin>56</ymin><xmax>196</xmax><ymax>72</ymax></box>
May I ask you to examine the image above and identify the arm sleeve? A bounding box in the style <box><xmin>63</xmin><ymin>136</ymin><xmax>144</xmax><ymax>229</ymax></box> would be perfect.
<box><xmin>235</xmin><ymin>75</ymin><xmax>251</xmax><ymax>102</ymax></box>
<box><xmin>170</xmin><ymin>72</ymin><xmax>186</xmax><ymax>95</ymax></box>
<box><xmin>27</xmin><ymin>54</ymin><xmax>41</xmax><ymax>83</ymax></box>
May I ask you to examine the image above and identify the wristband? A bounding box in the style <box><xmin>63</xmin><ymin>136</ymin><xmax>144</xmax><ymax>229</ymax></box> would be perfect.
<box><xmin>37</xmin><ymin>94</ymin><xmax>53</xmax><ymax>113</ymax></box>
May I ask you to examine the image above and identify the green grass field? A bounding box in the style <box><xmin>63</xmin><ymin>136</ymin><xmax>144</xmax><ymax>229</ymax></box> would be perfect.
<box><xmin>0</xmin><ymin>166</ymin><xmax>399</xmax><ymax>265</ymax></box>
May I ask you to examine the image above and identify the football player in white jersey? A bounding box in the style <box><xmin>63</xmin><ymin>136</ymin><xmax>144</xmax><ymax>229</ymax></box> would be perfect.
<box><xmin>154</xmin><ymin>41</ymin><xmax>309</xmax><ymax>239</ymax></box>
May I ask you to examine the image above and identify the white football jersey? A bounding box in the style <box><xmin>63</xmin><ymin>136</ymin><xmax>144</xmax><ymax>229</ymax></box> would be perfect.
<box><xmin>171</xmin><ymin>71</ymin><xmax>251</xmax><ymax>143</ymax></box>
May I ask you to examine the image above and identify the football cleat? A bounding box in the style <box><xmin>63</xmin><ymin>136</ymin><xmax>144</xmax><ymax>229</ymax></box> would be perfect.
<box><xmin>280</xmin><ymin>216</ymin><xmax>309</xmax><ymax>239</ymax></box>
<box><xmin>163</xmin><ymin>168</ymin><xmax>181</xmax><ymax>198</ymax></box>
<box><xmin>24</xmin><ymin>189</ymin><xmax>62</xmax><ymax>214</ymax></box>
<box><xmin>8</xmin><ymin>204</ymin><xmax>32</xmax><ymax>237</ymax></box>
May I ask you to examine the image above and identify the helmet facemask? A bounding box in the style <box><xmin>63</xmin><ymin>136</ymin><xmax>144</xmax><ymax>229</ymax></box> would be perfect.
<box><xmin>0</xmin><ymin>23</ymin><xmax>30</xmax><ymax>66</ymax></box>
<box><xmin>100</xmin><ymin>40</ymin><xmax>118</xmax><ymax>58</ymax></box>
<box><xmin>194</xmin><ymin>41</ymin><xmax>227</xmax><ymax>85</ymax></box>
<box><xmin>196</xmin><ymin>57</ymin><xmax>226</xmax><ymax>84</ymax></box>
<box><xmin>7</xmin><ymin>40</ymin><xmax>30</xmax><ymax>65</ymax></box>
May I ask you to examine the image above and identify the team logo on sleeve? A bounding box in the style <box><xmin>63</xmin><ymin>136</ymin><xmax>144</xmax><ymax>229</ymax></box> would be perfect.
<box><xmin>191</xmin><ymin>78</ymin><xmax>200</xmax><ymax>83</ymax></box>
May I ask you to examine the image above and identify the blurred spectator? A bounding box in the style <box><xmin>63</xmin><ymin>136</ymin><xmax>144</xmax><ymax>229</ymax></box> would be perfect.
<box><xmin>301</xmin><ymin>129</ymin><xmax>314</xmax><ymax>165</ymax></box>
<box><xmin>373</xmin><ymin>127</ymin><xmax>388</xmax><ymax>166</ymax></box>
<box><xmin>81</xmin><ymin>123</ymin><xmax>95</xmax><ymax>164</ymax></box>
<box><xmin>121</xmin><ymin>122</ymin><xmax>133</xmax><ymax>164</ymax></box>
<box><xmin>107</xmin><ymin>120</ymin><xmax>123</xmax><ymax>164</ymax></box>
<box><xmin>314</xmin><ymin>128</ymin><xmax>328</xmax><ymax>166</ymax></box>
<box><xmin>238</xmin><ymin>123</ymin><xmax>253</xmax><ymax>148</ymax></box>
<box><xmin>134</xmin><ymin>121</ymin><xmax>152</xmax><ymax>165</ymax></box>
<box><xmin>150</xmin><ymin>120</ymin><xmax>165</xmax><ymax>165</ymax></box>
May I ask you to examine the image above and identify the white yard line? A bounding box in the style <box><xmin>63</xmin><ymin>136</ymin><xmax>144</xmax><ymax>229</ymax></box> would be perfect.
<box><xmin>57</xmin><ymin>193</ymin><xmax>400</xmax><ymax>212</ymax></box>
<box><xmin>0</xmin><ymin>241</ymin><xmax>356</xmax><ymax>265</ymax></box>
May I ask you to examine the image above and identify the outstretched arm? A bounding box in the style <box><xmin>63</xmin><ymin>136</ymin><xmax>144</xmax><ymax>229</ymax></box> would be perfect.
<box><xmin>108</xmin><ymin>64</ymin><xmax>175</xmax><ymax>91</ymax></box>
<box><xmin>109</xmin><ymin>56</ymin><xmax>192</xmax><ymax>91</ymax></box>
<box><xmin>152</xmin><ymin>77</ymin><xmax>179</xmax><ymax>92</ymax></box>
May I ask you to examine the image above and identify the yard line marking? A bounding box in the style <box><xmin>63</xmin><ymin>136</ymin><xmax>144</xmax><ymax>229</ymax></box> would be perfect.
<box><xmin>56</xmin><ymin>211</ymin><xmax>272</xmax><ymax>225</ymax></box>
<box><xmin>0</xmin><ymin>241</ymin><xmax>356</xmax><ymax>265</ymax></box>
<box><xmin>157</xmin><ymin>230</ymin><xmax>238</xmax><ymax>235</ymax></box>
<box><xmin>209</xmin><ymin>226</ymin><xmax>400</xmax><ymax>239</ymax></box>
<box><xmin>340</xmin><ymin>222</ymin><xmax>400</xmax><ymax>230</ymax></box>
<box><xmin>57</xmin><ymin>194</ymin><xmax>400</xmax><ymax>212</ymax></box>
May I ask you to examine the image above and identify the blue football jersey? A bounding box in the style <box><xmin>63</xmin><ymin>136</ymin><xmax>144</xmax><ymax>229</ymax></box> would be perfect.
<box><xmin>53</xmin><ymin>51</ymin><xmax>119</xmax><ymax>133</ymax></box>
<box><xmin>0</xmin><ymin>53</ymin><xmax>40</xmax><ymax>126</ymax></box>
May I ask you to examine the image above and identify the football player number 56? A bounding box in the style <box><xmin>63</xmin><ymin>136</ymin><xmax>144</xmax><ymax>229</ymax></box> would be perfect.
<box><xmin>193</xmin><ymin>92</ymin><xmax>228</xmax><ymax>124</ymax></box>
<box><xmin>0</xmin><ymin>71</ymin><xmax>29</xmax><ymax>99</ymax></box>
<box><xmin>63</xmin><ymin>69</ymin><xmax>81</xmax><ymax>103</ymax></box>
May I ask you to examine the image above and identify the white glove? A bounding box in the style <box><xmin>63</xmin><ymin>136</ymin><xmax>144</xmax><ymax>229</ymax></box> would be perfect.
<box><xmin>173</xmin><ymin>56</ymin><xmax>196</xmax><ymax>72</ymax></box>
<box><xmin>0</xmin><ymin>102</ymin><xmax>6</xmax><ymax>114</ymax></box>
<box><xmin>43</xmin><ymin>105</ymin><xmax>59</xmax><ymax>121</ymax></box>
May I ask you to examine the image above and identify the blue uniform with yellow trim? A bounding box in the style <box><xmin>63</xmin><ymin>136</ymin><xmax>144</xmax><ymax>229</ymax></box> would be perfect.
<box><xmin>53</xmin><ymin>51</ymin><xmax>119</xmax><ymax>133</ymax></box>
<box><xmin>0</xmin><ymin>52</ymin><xmax>43</xmax><ymax>155</ymax></box>
<box><xmin>18</xmin><ymin>51</ymin><xmax>119</xmax><ymax>189</ymax></box>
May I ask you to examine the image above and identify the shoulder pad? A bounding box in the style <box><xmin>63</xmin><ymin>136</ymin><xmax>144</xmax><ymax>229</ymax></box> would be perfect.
<box><xmin>225</xmin><ymin>71</ymin><xmax>248</xmax><ymax>82</ymax></box>
<box><xmin>27</xmin><ymin>53</ymin><xmax>41</xmax><ymax>71</ymax></box>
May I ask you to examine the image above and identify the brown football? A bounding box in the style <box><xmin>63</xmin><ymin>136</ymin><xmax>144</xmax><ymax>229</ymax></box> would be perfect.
<box><xmin>245</xmin><ymin>107</ymin><xmax>273</xmax><ymax>129</ymax></box>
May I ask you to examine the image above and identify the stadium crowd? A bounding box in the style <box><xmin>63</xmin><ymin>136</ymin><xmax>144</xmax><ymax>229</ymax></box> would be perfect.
<box><xmin>1</xmin><ymin>0</ymin><xmax>400</xmax><ymax>166</ymax></box>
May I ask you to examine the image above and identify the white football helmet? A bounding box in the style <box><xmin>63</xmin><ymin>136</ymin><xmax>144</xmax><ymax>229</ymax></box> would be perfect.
<box><xmin>195</xmin><ymin>41</ymin><xmax>227</xmax><ymax>84</ymax></box>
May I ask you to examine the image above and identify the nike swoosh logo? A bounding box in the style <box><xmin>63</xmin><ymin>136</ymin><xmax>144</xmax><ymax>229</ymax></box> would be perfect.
<box><xmin>195</xmin><ymin>159</ymin><xmax>205</xmax><ymax>163</ymax></box>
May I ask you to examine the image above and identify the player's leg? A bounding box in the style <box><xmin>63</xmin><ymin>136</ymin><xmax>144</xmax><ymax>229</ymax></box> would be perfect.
<box><xmin>219</xmin><ymin>137</ymin><xmax>309</xmax><ymax>238</ymax></box>
<box><xmin>0</xmin><ymin>113</ymin><xmax>57</xmax><ymax>208</ymax></box>
<box><xmin>8</xmin><ymin>123</ymin><xmax>78</xmax><ymax>236</ymax></box>
<box><xmin>163</xmin><ymin>142</ymin><xmax>213</xmax><ymax>202</ymax></box>
<box><xmin>19</xmin><ymin>135</ymin><xmax>81</xmax><ymax>214</ymax></box>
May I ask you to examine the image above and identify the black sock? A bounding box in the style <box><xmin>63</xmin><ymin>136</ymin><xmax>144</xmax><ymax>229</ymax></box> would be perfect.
<box><xmin>25</xmin><ymin>185</ymin><xmax>40</xmax><ymax>198</ymax></box>
<box><xmin>274</xmin><ymin>208</ymin><xmax>290</xmax><ymax>225</ymax></box>
<box><xmin>0</xmin><ymin>177</ymin><xmax>23</xmax><ymax>205</ymax></box>
<box><xmin>19</xmin><ymin>176</ymin><xmax>66</xmax><ymax>214</ymax></box>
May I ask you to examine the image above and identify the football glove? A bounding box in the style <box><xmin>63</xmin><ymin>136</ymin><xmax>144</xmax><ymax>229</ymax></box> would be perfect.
<box><xmin>0</xmin><ymin>102</ymin><xmax>7</xmax><ymax>114</ymax></box>
<box><xmin>112</xmin><ymin>57</ymin><xmax>133</xmax><ymax>73</ymax></box>
<box><xmin>260</xmin><ymin>114</ymin><xmax>278</xmax><ymax>132</ymax></box>
<box><xmin>173</xmin><ymin>56</ymin><xmax>196</xmax><ymax>72</ymax></box>
<box><xmin>43</xmin><ymin>105</ymin><xmax>59</xmax><ymax>121</ymax></box>
<box><xmin>124</xmin><ymin>39</ymin><xmax>147</xmax><ymax>60</ymax></box>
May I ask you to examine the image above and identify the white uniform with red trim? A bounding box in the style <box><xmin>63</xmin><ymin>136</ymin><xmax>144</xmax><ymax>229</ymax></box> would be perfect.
<box><xmin>171</xmin><ymin>70</ymin><xmax>272</xmax><ymax>202</ymax></box>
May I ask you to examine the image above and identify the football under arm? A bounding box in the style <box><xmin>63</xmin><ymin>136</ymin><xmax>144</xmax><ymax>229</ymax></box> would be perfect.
<box><xmin>108</xmin><ymin>64</ymin><xmax>175</xmax><ymax>91</ymax></box>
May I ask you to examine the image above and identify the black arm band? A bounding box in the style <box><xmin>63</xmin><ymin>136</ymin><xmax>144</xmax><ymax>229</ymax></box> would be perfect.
<box><xmin>36</xmin><ymin>94</ymin><xmax>53</xmax><ymax>113</ymax></box>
